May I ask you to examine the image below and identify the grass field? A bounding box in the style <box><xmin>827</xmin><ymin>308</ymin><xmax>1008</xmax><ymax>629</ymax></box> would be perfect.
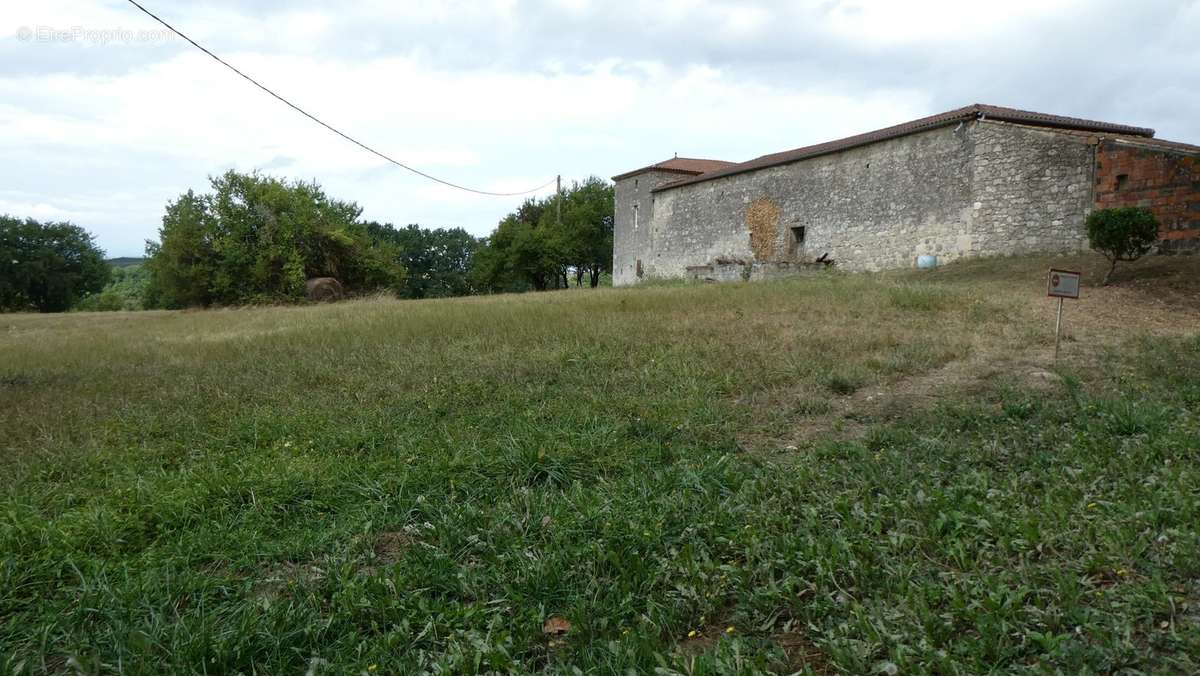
<box><xmin>2</xmin><ymin>253</ymin><xmax>1199</xmax><ymax>674</ymax></box>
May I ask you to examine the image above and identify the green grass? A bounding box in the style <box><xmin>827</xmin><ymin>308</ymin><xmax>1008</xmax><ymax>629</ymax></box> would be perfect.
<box><xmin>1</xmin><ymin>254</ymin><xmax>1198</xmax><ymax>673</ymax></box>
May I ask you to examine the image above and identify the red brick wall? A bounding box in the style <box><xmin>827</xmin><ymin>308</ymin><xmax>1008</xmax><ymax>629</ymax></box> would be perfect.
<box><xmin>1094</xmin><ymin>141</ymin><xmax>1200</xmax><ymax>252</ymax></box>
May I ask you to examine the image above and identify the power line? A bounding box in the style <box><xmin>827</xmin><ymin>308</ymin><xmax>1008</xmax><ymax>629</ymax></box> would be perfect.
<box><xmin>124</xmin><ymin>0</ymin><xmax>557</xmax><ymax>197</ymax></box>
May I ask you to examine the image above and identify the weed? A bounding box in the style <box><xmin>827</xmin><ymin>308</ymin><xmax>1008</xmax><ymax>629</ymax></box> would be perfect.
<box><xmin>824</xmin><ymin>369</ymin><xmax>867</xmax><ymax>395</ymax></box>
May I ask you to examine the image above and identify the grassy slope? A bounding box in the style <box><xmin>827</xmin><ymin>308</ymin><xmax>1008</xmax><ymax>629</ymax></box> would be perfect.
<box><xmin>1</xmin><ymin>254</ymin><xmax>1198</xmax><ymax>674</ymax></box>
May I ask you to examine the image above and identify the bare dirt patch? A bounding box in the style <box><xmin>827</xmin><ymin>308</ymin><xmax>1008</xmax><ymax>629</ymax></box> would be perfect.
<box><xmin>673</xmin><ymin>617</ymin><xmax>833</xmax><ymax>674</ymax></box>
<box><xmin>854</xmin><ymin>356</ymin><xmax>1060</xmax><ymax>420</ymax></box>
<box><xmin>675</xmin><ymin>627</ymin><xmax>724</xmax><ymax>656</ymax></box>
<box><xmin>355</xmin><ymin>530</ymin><xmax>417</xmax><ymax>578</ymax></box>
<box><xmin>747</xmin><ymin>351</ymin><xmax>1062</xmax><ymax>452</ymax></box>
<box><xmin>774</xmin><ymin>628</ymin><xmax>833</xmax><ymax>675</ymax></box>
<box><xmin>373</xmin><ymin>530</ymin><xmax>413</xmax><ymax>564</ymax></box>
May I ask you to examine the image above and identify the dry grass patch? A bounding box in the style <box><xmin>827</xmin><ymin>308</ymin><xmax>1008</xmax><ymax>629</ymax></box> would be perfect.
<box><xmin>253</xmin><ymin>561</ymin><xmax>328</xmax><ymax>604</ymax></box>
<box><xmin>740</xmin><ymin>254</ymin><xmax>1200</xmax><ymax>452</ymax></box>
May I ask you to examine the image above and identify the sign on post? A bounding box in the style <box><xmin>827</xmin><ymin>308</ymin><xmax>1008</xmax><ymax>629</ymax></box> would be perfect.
<box><xmin>1047</xmin><ymin>268</ymin><xmax>1081</xmax><ymax>361</ymax></box>
<box><xmin>1047</xmin><ymin>269</ymin><xmax>1081</xmax><ymax>299</ymax></box>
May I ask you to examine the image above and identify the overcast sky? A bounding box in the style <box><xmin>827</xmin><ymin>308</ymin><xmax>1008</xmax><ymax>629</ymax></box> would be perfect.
<box><xmin>2</xmin><ymin>0</ymin><xmax>1198</xmax><ymax>257</ymax></box>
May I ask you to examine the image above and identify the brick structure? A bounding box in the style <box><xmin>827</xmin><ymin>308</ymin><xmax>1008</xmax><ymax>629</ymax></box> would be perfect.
<box><xmin>612</xmin><ymin>104</ymin><xmax>1200</xmax><ymax>285</ymax></box>
<box><xmin>1094</xmin><ymin>140</ymin><xmax>1200</xmax><ymax>253</ymax></box>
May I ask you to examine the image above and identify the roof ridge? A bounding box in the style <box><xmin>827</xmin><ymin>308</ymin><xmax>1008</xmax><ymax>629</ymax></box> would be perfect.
<box><xmin>651</xmin><ymin>104</ymin><xmax>1162</xmax><ymax>192</ymax></box>
<box><xmin>611</xmin><ymin>156</ymin><xmax>736</xmax><ymax>181</ymax></box>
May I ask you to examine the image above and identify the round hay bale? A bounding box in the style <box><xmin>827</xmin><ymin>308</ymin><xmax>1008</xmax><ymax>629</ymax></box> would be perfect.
<box><xmin>305</xmin><ymin>277</ymin><xmax>344</xmax><ymax>302</ymax></box>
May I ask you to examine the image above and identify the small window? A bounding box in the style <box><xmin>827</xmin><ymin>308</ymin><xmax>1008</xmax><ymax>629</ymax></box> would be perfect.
<box><xmin>634</xmin><ymin>178</ymin><xmax>639</xmax><ymax>189</ymax></box>
<box><xmin>1115</xmin><ymin>174</ymin><xmax>1130</xmax><ymax>191</ymax></box>
<box><xmin>789</xmin><ymin>226</ymin><xmax>806</xmax><ymax>254</ymax></box>
<box><xmin>633</xmin><ymin>203</ymin><xmax>639</xmax><ymax>231</ymax></box>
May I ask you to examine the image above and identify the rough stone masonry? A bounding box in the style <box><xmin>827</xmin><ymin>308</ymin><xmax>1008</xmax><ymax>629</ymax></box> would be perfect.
<box><xmin>612</xmin><ymin>104</ymin><xmax>1200</xmax><ymax>286</ymax></box>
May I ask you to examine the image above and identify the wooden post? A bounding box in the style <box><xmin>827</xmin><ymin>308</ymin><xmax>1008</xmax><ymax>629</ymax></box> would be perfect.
<box><xmin>1054</xmin><ymin>296</ymin><xmax>1064</xmax><ymax>362</ymax></box>
<box><xmin>1047</xmin><ymin>268</ymin><xmax>1079</xmax><ymax>365</ymax></box>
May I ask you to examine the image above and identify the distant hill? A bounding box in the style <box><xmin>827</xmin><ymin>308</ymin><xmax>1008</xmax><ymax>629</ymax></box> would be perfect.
<box><xmin>106</xmin><ymin>257</ymin><xmax>146</xmax><ymax>268</ymax></box>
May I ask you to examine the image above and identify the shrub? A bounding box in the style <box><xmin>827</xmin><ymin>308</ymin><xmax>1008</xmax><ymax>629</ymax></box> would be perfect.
<box><xmin>143</xmin><ymin>172</ymin><xmax>407</xmax><ymax>308</ymax></box>
<box><xmin>1085</xmin><ymin>207</ymin><xmax>1159</xmax><ymax>285</ymax></box>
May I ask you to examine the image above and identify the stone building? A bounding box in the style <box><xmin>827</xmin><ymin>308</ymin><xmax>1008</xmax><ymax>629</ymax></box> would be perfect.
<box><xmin>612</xmin><ymin>104</ymin><xmax>1200</xmax><ymax>286</ymax></box>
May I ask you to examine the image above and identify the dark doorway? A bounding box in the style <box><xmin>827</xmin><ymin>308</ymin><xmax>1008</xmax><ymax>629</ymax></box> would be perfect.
<box><xmin>788</xmin><ymin>226</ymin><xmax>806</xmax><ymax>255</ymax></box>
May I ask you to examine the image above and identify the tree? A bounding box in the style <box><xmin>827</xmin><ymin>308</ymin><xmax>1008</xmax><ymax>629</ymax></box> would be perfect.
<box><xmin>472</xmin><ymin>179</ymin><xmax>614</xmax><ymax>293</ymax></box>
<box><xmin>144</xmin><ymin>171</ymin><xmax>406</xmax><ymax>308</ymax></box>
<box><xmin>470</xmin><ymin>198</ymin><xmax>559</xmax><ymax>293</ymax></box>
<box><xmin>1086</xmin><ymin>207</ymin><xmax>1159</xmax><ymax>285</ymax></box>
<box><xmin>144</xmin><ymin>190</ymin><xmax>216</xmax><ymax>308</ymax></box>
<box><xmin>75</xmin><ymin>264</ymin><xmax>151</xmax><ymax>312</ymax></box>
<box><xmin>365</xmin><ymin>223</ymin><xmax>481</xmax><ymax>299</ymax></box>
<box><xmin>544</xmin><ymin>177</ymin><xmax>613</xmax><ymax>287</ymax></box>
<box><xmin>0</xmin><ymin>216</ymin><xmax>110</xmax><ymax>312</ymax></box>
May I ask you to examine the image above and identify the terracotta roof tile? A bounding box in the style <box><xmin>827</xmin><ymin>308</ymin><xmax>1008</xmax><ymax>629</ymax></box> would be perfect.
<box><xmin>1050</xmin><ymin>127</ymin><xmax>1200</xmax><ymax>154</ymax></box>
<box><xmin>611</xmin><ymin>157</ymin><xmax>736</xmax><ymax>181</ymax></box>
<box><xmin>652</xmin><ymin>104</ymin><xmax>1169</xmax><ymax>192</ymax></box>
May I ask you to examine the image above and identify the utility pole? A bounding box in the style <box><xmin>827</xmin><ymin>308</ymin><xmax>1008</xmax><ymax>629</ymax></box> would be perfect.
<box><xmin>556</xmin><ymin>174</ymin><xmax>562</xmax><ymax>227</ymax></box>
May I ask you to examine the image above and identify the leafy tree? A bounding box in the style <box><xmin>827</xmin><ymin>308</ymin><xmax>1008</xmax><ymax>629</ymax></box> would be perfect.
<box><xmin>468</xmin><ymin>230</ymin><xmax>524</xmax><ymax>294</ymax></box>
<box><xmin>471</xmin><ymin>198</ymin><xmax>559</xmax><ymax>293</ymax></box>
<box><xmin>144</xmin><ymin>171</ymin><xmax>406</xmax><ymax>308</ymax></box>
<box><xmin>365</xmin><ymin>223</ymin><xmax>481</xmax><ymax>299</ymax></box>
<box><xmin>1086</xmin><ymin>207</ymin><xmax>1159</xmax><ymax>285</ymax></box>
<box><xmin>542</xmin><ymin>177</ymin><xmax>613</xmax><ymax>287</ymax></box>
<box><xmin>0</xmin><ymin>215</ymin><xmax>110</xmax><ymax>312</ymax></box>
<box><xmin>144</xmin><ymin>190</ymin><xmax>217</xmax><ymax>308</ymax></box>
<box><xmin>472</xmin><ymin>179</ymin><xmax>614</xmax><ymax>293</ymax></box>
<box><xmin>75</xmin><ymin>265</ymin><xmax>151</xmax><ymax>312</ymax></box>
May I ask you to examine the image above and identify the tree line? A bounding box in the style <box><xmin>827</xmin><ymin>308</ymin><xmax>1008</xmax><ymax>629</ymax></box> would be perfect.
<box><xmin>0</xmin><ymin>170</ymin><xmax>614</xmax><ymax>313</ymax></box>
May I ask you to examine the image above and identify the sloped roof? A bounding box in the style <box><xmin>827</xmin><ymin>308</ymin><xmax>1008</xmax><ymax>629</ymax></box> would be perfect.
<box><xmin>652</xmin><ymin>104</ymin><xmax>1161</xmax><ymax>192</ymax></box>
<box><xmin>611</xmin><ymin>157</ymin><xmax>736</xmax><ymax>181</ymax></box>
<box><xmin>1051</xmin><ymin>127</ymin><xmax>1200</xmax><ymax>155</ymax></box>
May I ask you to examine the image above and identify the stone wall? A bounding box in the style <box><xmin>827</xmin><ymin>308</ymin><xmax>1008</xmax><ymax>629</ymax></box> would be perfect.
<box><xmin>612</xmin><ymin>120</ymin><xmax>1153</xmax><ymax>286</ymax></box>
<box><xmin>613</xmin><ymin>169</ymin><xmax>696</xmax><ymax>286</ymax></box>
<box><xmin>636</xmin><ymin>124</ymin><xmax>977</xmax><ymax>279</ymax></box>
<box><xmin>969</xmin><ymin>122</ymin><xmax>1095</xmax><ymax>257</ymax></box>
<box><xmin>1094</xmin><ymin>140</ymin><xmax>1200</xmax><ymax>253</ymax></box>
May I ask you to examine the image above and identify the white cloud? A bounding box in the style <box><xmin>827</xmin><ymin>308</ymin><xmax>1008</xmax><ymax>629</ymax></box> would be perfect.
<box><xmin>822</xmin><ymin>0</ymin><xmax>1084</xmax><ymax>45</ymax></box>
<box><xmin>0</xmin><ymin>0</ymin><xmax>1196</xmax><ymax>256</ymax></box>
